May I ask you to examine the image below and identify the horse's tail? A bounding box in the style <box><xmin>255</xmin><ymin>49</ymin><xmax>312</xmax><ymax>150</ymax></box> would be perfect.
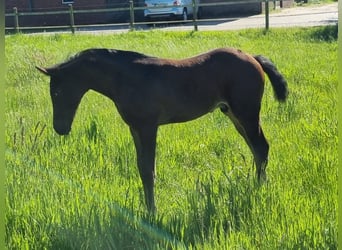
<box><xmin>253</xmin><ymin>55</ymin><xmax>288</xmax><ymax>102</ymax></box>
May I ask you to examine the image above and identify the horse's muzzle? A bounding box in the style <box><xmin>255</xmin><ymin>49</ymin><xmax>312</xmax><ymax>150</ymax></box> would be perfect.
<box><xmin>54</xmin><ymin>126</ymin><xmax>71</xmax><ymax>135</ymax></box>
<box><xmin>53</xmin><ymin>121</ymin><xmax>71</xmax><ymax>135</ymax></box>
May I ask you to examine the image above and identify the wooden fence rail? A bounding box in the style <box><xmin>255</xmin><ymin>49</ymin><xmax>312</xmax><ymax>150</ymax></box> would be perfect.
<box><xmin>5</xmin><ymin>0</ymin><xmax>280</xmax><ymax>34</ymax></box>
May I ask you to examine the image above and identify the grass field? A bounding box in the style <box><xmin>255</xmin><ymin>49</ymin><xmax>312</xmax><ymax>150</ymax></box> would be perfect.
<box><xmin>5</xmin><ymin>26</ymin><xmax>337</xmax><ymax>249</ymax></box>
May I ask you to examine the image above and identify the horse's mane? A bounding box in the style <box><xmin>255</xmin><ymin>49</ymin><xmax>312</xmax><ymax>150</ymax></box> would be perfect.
<box><xmin>54</xmin><ymin>48</ymin><xmax>244</xmax><ymax>71</ymax></box>
<box><xmin>55</xmin><ymin>48</ymin><xmax>153</xmax><ymax>70</ymax></box>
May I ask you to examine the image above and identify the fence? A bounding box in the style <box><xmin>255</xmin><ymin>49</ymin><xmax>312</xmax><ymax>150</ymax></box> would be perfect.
<box><xmin>5</xmin><ymin>0</ymin><xmax>282</xmax><ymax>34</ymax></box>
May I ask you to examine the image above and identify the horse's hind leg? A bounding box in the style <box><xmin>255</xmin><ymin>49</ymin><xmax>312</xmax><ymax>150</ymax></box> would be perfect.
<box><xmin>243</xmin><ymin>122</ymin><xmax>269</xmax><ymax>181</ymax></box>
<box><xmin>221</xmin><ymin>105</ymin><xmax>269</xmax><ymax>181</ymax></box>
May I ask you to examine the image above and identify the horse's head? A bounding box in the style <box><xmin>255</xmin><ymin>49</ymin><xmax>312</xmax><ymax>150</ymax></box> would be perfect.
<box><xmin>36</xmin><ymin>66</ymin><xmax>87</xmax><ymax>135</ymax></box>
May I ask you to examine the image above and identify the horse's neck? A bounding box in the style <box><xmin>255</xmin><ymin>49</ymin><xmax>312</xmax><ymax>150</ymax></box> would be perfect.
<box><xmin>82</xmin><ymin>55</ymin><xmax>138</xmax><ymax>101</ymax></box>
<box><xmin>84</xmin><ymin>64</ymin><xmax>118</xmax><ymax>101</ymax></box>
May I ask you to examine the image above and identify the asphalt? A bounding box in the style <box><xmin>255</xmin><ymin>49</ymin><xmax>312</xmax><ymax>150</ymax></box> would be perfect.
<box><xmin>76</xmin><ymin>2</ymin><xmax>338</xmax><ymax>34</ymax></box>
<box><xmin>196</xmin><ymin>2</ymin><xmax>338</xmax><ymax>31</ymax></box>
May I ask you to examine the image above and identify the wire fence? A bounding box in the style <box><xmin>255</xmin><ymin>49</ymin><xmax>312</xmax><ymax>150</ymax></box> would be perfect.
<box><xmin>5</xmin><ymin>0</ymin><xmax>283</xmax><ymax>34</ymax></box>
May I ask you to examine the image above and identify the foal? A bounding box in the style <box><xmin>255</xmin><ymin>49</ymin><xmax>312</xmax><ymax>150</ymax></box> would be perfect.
<box><xmin>37</xmin><ymin>48</ymin><xmax>288</xmax><ymax>212</ymax></box>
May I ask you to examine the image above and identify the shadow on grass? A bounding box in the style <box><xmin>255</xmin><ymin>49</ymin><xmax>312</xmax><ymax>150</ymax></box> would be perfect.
<box><xmin>48</xmin><ymin>204</ymin><xmax>183</xmax><ymax>249</ymax></box>
<box><xmin>306</xmin><ymin>25</ymin><xmax>338</xmax><ymax>42</ymax></box>
<box><xmin>47</xmin><ymin>175</ymin><xmax>259</xmax><ymax>249</ymax></box>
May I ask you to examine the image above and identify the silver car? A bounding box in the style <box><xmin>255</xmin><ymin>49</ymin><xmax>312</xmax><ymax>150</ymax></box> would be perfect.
<box><xmin>144</xmin><ymin>0</ymin><xmax>201</xmax><ymax>21</ymax></box>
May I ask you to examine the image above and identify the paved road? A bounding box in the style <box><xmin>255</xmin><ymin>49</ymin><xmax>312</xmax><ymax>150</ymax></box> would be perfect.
<box><xmin>153</xmin><ymin>2</ymin><xmax>338</xmax><ymax>31</ymax></box>
<box><xmin>78</xmin><ymin>2</ymin><xmax>338</xmax><ymax>34</ymax></box>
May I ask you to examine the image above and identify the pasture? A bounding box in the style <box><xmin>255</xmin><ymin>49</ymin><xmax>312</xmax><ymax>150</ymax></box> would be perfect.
<box><xmin>5</xmin><ymin>27</ymin><xmax>337</xmax><ymax>249</ymax></box>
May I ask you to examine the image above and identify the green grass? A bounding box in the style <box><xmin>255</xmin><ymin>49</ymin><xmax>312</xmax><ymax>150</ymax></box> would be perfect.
<box><xmin>5</xmin><ymin>26</ymin><xmax>337</xmax><ymax>249</ymax></box>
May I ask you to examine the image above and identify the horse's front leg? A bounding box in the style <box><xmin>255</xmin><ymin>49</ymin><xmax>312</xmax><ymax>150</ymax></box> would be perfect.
<box><xmin>130</xmin><ymin>124</ymin><xmax>158</xmax><ymax>213</ymax></box>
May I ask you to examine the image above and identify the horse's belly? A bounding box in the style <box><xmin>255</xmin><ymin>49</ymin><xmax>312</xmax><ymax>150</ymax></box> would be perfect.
<box><xmin>155</xmin><ymin>82</ymin><xmax>222</xmax><ymax>124</ymax></box>
<box><xmin>158</xmin><ymin>101</ymin><xmax>218</xmax><ymax>125</ymax></box>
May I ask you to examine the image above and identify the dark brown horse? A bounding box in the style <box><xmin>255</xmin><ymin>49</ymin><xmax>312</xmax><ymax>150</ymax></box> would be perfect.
<box><xmin>36</xmin><ymin>48</ymin><xmax>288</xmax><ymax>212</ymax></box>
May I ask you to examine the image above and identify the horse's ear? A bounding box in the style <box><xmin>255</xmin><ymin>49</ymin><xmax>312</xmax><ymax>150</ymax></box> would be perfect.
<box><xmin>36</xmin><ymin>66</ymin><xmax>57</xmax><ymax>76</ymax></box>
<box><xmin>36</xmin><ymin>66</ymin><xmax>50</xmax><ymax>76</ymax></box>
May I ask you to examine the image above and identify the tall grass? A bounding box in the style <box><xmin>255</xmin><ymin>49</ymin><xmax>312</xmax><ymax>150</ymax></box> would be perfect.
<box><xmin>5</xmin><ymin>26</ymin><xmax>337</xmax><ymax>249</ymax></box>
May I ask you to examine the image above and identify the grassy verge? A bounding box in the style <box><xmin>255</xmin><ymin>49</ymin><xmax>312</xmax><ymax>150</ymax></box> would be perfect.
<box><xmin>5</xmin><ymin>26</ymin><xmax>337</xmax><ymax>249</ymax></box>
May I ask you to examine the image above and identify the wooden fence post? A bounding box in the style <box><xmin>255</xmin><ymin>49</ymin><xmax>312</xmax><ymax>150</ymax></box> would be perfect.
<box><xmin>265</xmin><ymin>0</ymin><xmax>269</xmax><ymax>30</ymax></box>
<box><xmin>13</xmin><ymin>7</ymin><xmax>20</xmax><ymax>33</ymax></box>
<box><xmin>69</xmin><ymin>4</ymin><xmax>75</xmax><ymax>34</ymax></box>
<box><xmin>192</xmin><ymin>0</ymin><xmax>198</xmax><ymax>31</ymax></box>
<box><xmin>129</xmin><ymin>0</ymin><xmax>135</xmax><ymax>31</ymax></box>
